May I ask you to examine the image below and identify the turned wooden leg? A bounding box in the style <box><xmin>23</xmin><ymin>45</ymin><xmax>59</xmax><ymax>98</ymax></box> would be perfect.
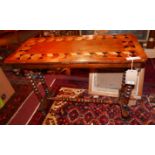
<box><xmin>37</xmin><ymin>72</ymin><xmax>50</xmax><ymax>97</ymax></box>
<box><xmin>25</xmin><ymin>71</ymin><xmax>42</xmax><ymax>101</ymax></box>
<box><xmin>121</xmin><ymin>72</ymin><xmax>126</xmax><ymax>87</ymax></box>
<box><xmin>119</xmin><ymin>72</ymin><xmax>134</xmax><ymax>118</ymax></box>
<box><xmin>25</xmin><ymin>71</ymin><xmax>46</xmax><ymax>111</ymax></box>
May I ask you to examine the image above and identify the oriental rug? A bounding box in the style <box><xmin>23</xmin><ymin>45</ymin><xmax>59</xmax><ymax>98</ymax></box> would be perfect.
<box><xmin>29</xmin><ymin>59</ymin><xmax>155</xmax><ymax>125</ymax></box>
<box><xmin>40</xmin><ymin>87</ymin><xmax>155</xmax><ymax>125</ymax></box>
<box><xmin>0</xmin><ymin>59</ymin><xmax>155</xmax><ymax>125</ymax></box>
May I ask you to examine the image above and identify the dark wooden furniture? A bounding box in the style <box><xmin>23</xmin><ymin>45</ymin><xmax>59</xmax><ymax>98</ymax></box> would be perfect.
<box><xmin>4</xmin><ymin>34</ymin><xmax>147</xmax><ymax>118</ymax></box>
<box><xmin>147</xmin><ymin>30</ymin><xmax>155</xmax><ymax>48</ymax></box>
<box><xmin>41</xmin><ymin>30</ymin><xmax>80</xmax><ymax>37</ymax></box>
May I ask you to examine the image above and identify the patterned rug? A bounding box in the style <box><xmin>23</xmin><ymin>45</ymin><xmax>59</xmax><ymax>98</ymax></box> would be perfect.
<box><xmin>41</xmin><ymin>87</ymin><xmax>155</xmax><ymax>125</ymax></box>
<box><xmin>29</xmin><ymin>59</ymin><xmax>155</xmax><ymax>125</ymax></box>
<box><xmin>29</xmin><ymin>77</ymin><xmax>88</xmax><ymax>125</ymax></box>
<box><xmin>1</xmin><ymin>59</ymin><xmax>155</xmax><ymax>125</ymax></box>
<box><xmin>28</xmin><ymin>59</ymin><xmax>155</xmax><ymax>125</ymax></box>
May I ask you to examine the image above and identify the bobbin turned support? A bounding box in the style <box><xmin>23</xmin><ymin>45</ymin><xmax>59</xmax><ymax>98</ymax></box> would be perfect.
<box><xmin>118</xmin><ymin>68</ymin><xmax>135</xmax><ymax>118</ymax></box>
<box><xmin>36</xmin><ymin>72</ymin><xmax>50</xmax><ymax>97</ymax></box>
<box><xmin>119</xmin><ymin>84</ymin><xmax>134</xmax><ymax>118</ymax></box>
<box><xmin>24</xmin><ymin>70</ymin><xmax>49</xmax><ymax>112</ymax></box>
<box><xmin>118</xmin><ymin>57</ymin><xmax>139</xmax><ymax>118</ymax></box>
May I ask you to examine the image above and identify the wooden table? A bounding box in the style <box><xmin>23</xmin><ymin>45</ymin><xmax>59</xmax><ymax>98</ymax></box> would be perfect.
<box><xmin>4</xmin><ymin>34</ymin><xmax>147</xmax><ymax>118</ymax></box>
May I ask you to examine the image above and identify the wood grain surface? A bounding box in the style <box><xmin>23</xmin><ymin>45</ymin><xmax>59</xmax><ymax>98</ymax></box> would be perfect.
<box><xmin>4</xmin><ymin>34</ymin><xmax>147</xmax><ymax>69</ymax></box>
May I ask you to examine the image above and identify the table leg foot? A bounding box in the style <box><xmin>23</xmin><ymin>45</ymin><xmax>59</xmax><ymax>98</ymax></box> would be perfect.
<box><xmin>121</xmin><ymin>104</ymin><xmax>130</xmax><ymax>119</ymax></box>
<box><xmin>37</xmin><ymin>72</ymin><xmax>50</xmax><ymax>97</ymax></box>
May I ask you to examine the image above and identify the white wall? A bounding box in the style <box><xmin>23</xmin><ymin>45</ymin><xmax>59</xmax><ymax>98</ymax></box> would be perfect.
<box><xmin>145</xmin><ymin>49</ymin><xmax>155</xmax><ymax>58</ymax></box>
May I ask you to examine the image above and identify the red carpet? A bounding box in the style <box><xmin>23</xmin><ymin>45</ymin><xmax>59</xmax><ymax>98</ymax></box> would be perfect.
<box><xmin>7</xmin><ymin>75</ymin><xmax>57</xmax><ymax>125</ymax></box>
<box><xmin>35</xmin><ymin>87</ymin><xmax>155</xmax><ymax>125</ymax></box>
<box><xmin>0</xmin><ymin>72</ymin><xmax>32</xmax><ymax>124</ymax></box>
<box><xmin>29</xmin><ymin>76</ymin><xmax>88</xmax><ymax>125</ymax></box>
<box><xmin>0</xmin><ymin>59</ymin><xmax>155</xmax><ymax>125</ymax></box>
<box><xmin>29</xmin><ymin>59</ymin><xmax>155</xmax><ymax>125</ymax></box>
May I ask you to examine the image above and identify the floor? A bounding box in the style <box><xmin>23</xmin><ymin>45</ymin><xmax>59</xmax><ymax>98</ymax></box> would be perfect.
<box><xmin>0</xmin><ymin>59</ymin><xmax>155</xmax><ymax>124</ymax></box>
